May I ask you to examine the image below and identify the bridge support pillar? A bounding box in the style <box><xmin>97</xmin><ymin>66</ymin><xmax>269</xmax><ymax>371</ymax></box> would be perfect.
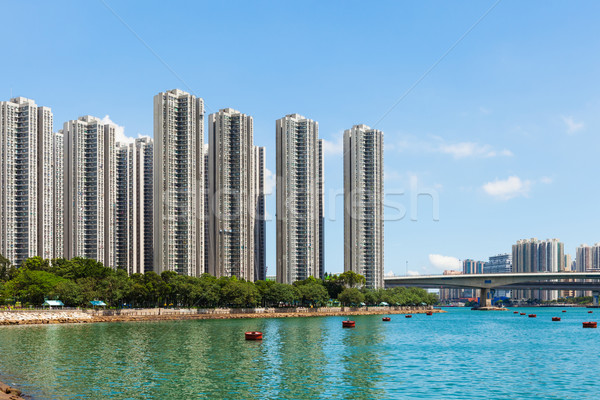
<box><xmin>479</xmin><ymin>288</ymin><xmax>492</xmax><ymax>308</ymax></box>
<box><xmin>593</xmin><ymin>291</ymin><xmax>599</xmax><ymax>307</ymax></box>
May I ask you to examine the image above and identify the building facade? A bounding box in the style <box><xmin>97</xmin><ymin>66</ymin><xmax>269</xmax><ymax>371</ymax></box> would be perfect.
<box><xmin>0</xmin><ymin>97</ymin><xmax>55</xmax><ymax>265</ymax></box>
<box><xmin>512</xmin><ymin>238</ymin><xmax>564</xmax><ymax>301</ymax></box>
<box><xmin>484</xmin><ymin>254</ymin><xmax>512</xmax><ymax>298</ymax></box>
<box><xmin>153</xmin><ymin>89</ymin><xmax>204</xmax><ymax>276</ymax></box>
<box><xmin>462</xmin><ymin>259</ymin><xmax>485</xmax><ymax>298</ymax></box>
<box><xmin>343</xmin><ymin>124</ymin><xmax>384</xmax><ymax>289</ymax></box>
<box><xmin>276</xmin><ymin>114</ymin><xmax>324</xmax><ymax>284</ymax></box>
<box><xmin>53</xmin><ymin>131</ymin><xmax>64</xmax><ymax>260</ymax></box>
<box><xmin>63</xmin><ymin>115</ymin><xmax>116</xmax><ymax>267</ymax></box>
<box><xmin>208</xmin><ymin>108</ymin><xmax>257</xmax><ymax>280</ymax></box>
<box><xmin>255</xmin><ymin>146</ymin><xmax>267</xmax><ymax>281</ymax></box>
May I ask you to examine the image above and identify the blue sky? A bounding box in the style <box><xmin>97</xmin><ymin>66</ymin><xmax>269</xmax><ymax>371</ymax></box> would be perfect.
<box><xmin>2</xmin><ymin>1</ymin><xmax>599</xmax><ymax>276</ymax></box>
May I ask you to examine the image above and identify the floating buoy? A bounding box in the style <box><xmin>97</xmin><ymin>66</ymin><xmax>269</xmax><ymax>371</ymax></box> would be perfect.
<box><xmin>520</xmin><ymin>313</ymin><xmax>526</xmax><ymax>316</ymax></box>
<box><xmin>582</xmin><ymin>322</ymin><xmax>597</xmax><ymax>328</ymax></box>
<box><xmin>382</xmin><ymin>317</ymin><xmax>391</xmax><ymax>321</ymax></box>
<box><xmin>405</xmin><ymin>315</ymin><xmax>412</xmax><ymax>318</ymax></box>
<box><xmin>588</xmin><ymin>311</ymin><xmax>593</xmax><ymax>314</ymax></box>
<box><xmin>552</xmin><ymin>317</ymin><xmax>561</xmax><ymax>321</ymax></box>
<box><xmin>528</xmin><ymin>314</ymin><xmax>536</xmax><ymax>318</ymax></box>
<box><xmin>342</xmin><ymin>320</ymin><xmax>355</xmax><ymax>328</ymax></box>
<box><xmin>562</xmin><ymin>310</ymin><xmax>567</xmax><ymax>313</ymax></box>
<box><xmin>426</xmin><ymin>311</ymin><xmax>433</xmax><ymax>316</ymax></box>
<box><xmin>513</xmin><ymin>311</ymin><xmax>519</xmax><ymax>314</ymax></box>
<box><xmin>245</xmin><ymin>331</ymin><xmax>263</xmax><ymax>340</ymax></box>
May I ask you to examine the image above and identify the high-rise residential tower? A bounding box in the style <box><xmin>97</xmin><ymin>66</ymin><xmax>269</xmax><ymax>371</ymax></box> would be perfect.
<box><xmin>208</xmin><ymin>108</ymin><xmax>256</xmax><ymax>280</ymax></box>
<box><xmin>114</xmin><ymin>137</ymin><xmax>154</xmax><ymax>274</ymax></box>
<box><xmin>343</xmin><ymin>124</ymin><xmax>384</xmax><ymax>289</ymax></box>
<box><xmin>135</xmin><ymin>137</ymin><xmax>154</xmax><ymax>273</ymax></box>
<box><xmin>255</xmin><ymin>146</ymin><xmax>267</xmax><ymax>281</ymax></box>
<box><xmin>0</xmin><ymin>97</ymin><xmax>55</xmax><ymax>265</ymax></box>
<box><xmin>115</xmin><ymin>142</ymin><xmax>132</xmax><ymax>270</ymax></box>
<box><xmin>512</xmin><ymin>238</ymin><xmax>564</xmax><ymax>301</ymax></box>
<box><xmin>53</xmin><ymin>131</ymin><xmax>64</xmax><ymax>259</ymax></box>
<box><xmin>276</xmin><ymin>114</ymin><xmax>324</xmax><ymax>284</ymax></box>
<box><xmin>154</xmin><ymin>89</ymin><xmax>204</xmax><ymax>276</ymax></box>
<box><xmin>63</xmin><ymin>115</ymin><xmax>116</xmax><ymax>267</ymax></box>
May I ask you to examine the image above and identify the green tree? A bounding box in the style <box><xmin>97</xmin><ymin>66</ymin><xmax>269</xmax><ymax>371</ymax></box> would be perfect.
<box><xmin>338</xmin><ymin>271</ymin><xmax>366</xmax><ymax>288</ymax></box>
<box><xmin>294</xmin><ymin>280</ymin><xmax>329</xmax><ymax>306</ymax></box>
<box><xmin>338</xmin><ymin>288</ymin><xmax>365</xmax><ymax>306</ymax></box>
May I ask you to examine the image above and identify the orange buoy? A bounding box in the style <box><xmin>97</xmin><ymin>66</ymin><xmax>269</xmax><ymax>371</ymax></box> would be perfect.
<box><xmin>342</xmin><ymin>320</ymin><xmax>355</xmax><ymax>328</ymax></box>
<box><xmin>405</xmin><ymin>315</ymin><xmax>412</xmax><ymax>318</ymax></box>
<box><xmin>582</xmin><ymin>321</ymin><xmax>597</xmax><ymax>328</ymax></box>
<box><xmin>513</xmin><ymin>311</ymin><xmax>519</xmax><ymax>314</ymax></box>
<box><xmin>426</xmin><ymin>311</ymin><xmax>433</xmax><ymax>316</ymax></box>
<box><xmin>245</xmin><ymin>331</ymin><xmax>263</xmax><ymax>340</ymax></box>
<box><xmin>562</xmin><ymin>310</ymin><xmax>567</xmax><ymax>313</ymax></box>
<box><xmin>520</xmin><ymin>313</ymin><xmax>526</xmax><ymax>315</ymax></box>
<box><xmin>382</xmin><ymin>317</ymin><xmax>391</xmax><ymax>321</ymax></box>
<box><xmin>552</xmin><ymin>317</ymin><xmax>561</xmax><ymax>321</ymax></box>
<box><xmin>528</xmin><ymin>314</ymin><xmax>536</xmax><ymax>318</ymax></box>
<box><xmin>588</xmin><ymin>311</ymin><xmax>593</xmax><ymax>314</ymax></box>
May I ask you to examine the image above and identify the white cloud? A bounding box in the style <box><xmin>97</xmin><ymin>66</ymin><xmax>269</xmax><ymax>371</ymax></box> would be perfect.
<box><xmin>100</xmin><ymin>115</ymin><xmax>135</xmax><ymax>144</ymax></box>
<box><xmin>389</xmin><ymin>135</ymin><xmax>512</xmax><ymax>159</ymax></box>
<box><xmin>428</xmin><ymin>254</ymin><xmax>461</xmax><ymax>270</ymax></box>
<box><xmin>540</xmin><ymin>176</ymin><xmax>553</xmax><ymax>184</ymax></box>
<box><xmin>479</xmin><ymin>106</ymin><xmax>491</xmax><ymax>115</ymax></box>
<box><xmin>321</xmin><ymin>132</ymin><xmax>343</xmax><ymax>157</ymax></box>
<box><xmin>407</xmin><ymin>270</ymin><xmax>421</xmax><ymax>276</ymax></box>
<box><xmin>437</xmin><ymin>142</ymin><xmax>512</xmax><ymax>159</ymax></box>
<box><xmin>561</xmin><ymin>115</ymin><xmax>584</xmax><ymax>135</ymax></box>
<box><xmin>385</xmin><ymin>270</ymin><xmax>395</xmax><ymax>277</ymax></box>
<box><xmin>264</xmin><ymin>168</ymin><xmax>276</xmax><ymax>195</ymax></box>
<box><xmin>482</xmin><ymin>176</ymin><xmax>531</xmax><ymax>200</ymax></box>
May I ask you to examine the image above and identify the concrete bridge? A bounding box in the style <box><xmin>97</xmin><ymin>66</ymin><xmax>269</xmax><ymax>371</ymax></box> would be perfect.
<box><xmin>384</xmin><ymin>272</ymin><xmax>600</xmax><ymax>308</ymax></box>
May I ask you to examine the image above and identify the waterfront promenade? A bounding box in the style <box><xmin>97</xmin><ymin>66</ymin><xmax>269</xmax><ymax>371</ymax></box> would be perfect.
<box><xmin>0</xmin><ymin>306</ymin><xmax>440</xmax><ymax>326</ymax></box>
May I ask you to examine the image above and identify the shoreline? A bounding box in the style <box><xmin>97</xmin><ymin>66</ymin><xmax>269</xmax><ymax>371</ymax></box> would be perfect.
<box><xmin>0</xmin><ymin>382</ymin><xmax>25</xmax><ymax>400</ymax></box>
<box><xmin>0</xmin><ymin>307</ymin><xmax>444</xmax><ymax>326</ymax></box>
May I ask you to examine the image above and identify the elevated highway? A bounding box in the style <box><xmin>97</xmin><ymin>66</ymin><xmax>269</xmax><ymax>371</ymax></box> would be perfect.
<box><xmin>384</xmin><ymin>272</ymin><xmax>600</xmax><ymax>308</ymax></box>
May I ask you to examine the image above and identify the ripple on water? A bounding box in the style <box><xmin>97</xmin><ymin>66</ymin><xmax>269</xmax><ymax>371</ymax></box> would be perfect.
<box><xmin>0</xmin><ymin>308</ymin><xmax>599</xmax><ymax>399</ymax></box>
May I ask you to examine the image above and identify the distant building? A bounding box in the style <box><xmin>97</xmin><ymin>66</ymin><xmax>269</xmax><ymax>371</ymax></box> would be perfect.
<box><xmin>462</xmin><ymin>259</ymin><xmax>485</xmax><ymax>298</ymax></box>
<box><xmin>512</xmin><ymin>238</ymin><xmax>564</xmax><ymax>301</ymax></box>
<box><xmin>484</xmin><ymin>254</ymin><xmax>512</xmax><ymax>298</ymax></box>
<box><xmin>439</xmin><ymin>270</ymin><xmax>463</xmax><ymax>301</ymax></box>
<box><xmin>463</xmin><ymin>259</ymin><xmax>485</xmax><ymax>274</ymax></box>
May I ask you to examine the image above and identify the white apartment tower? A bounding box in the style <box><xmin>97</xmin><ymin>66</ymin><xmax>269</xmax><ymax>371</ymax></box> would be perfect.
<box><xmin>255</xmin><ymin>146</ymin><xmax>267</xmax><ymax>281</ymax></box>
<box><xmin>0</xmin><ymin>97</ymin><xmax>55</xmax><ymax>265</ymax></box>
<box><xmin>135</xmin><ymin>137</ymin><xmax>154</xmax><ymax>273</ymax></box>
<box><xmin>276</xmin><ymin>114</ymin><xmax>324</xmax><ymax>284</ymax></box>
<box><xmin>154</xmin><ymin>89</ymin><xmax>204</xmax><ymax>276</ymax></box>
<box><xmin>63</xmin><ymin>115</ymin><xmax>116</xmax><ymax>267</ymax></box>
<box><xmin>115</xmin><ymin>138</ymin><xmax>154</xmax><ymax>274</ymax></box>
<box><xmin>344</xmin><ymin>124</ymin><xmax>384</xmax><ymax>289</ymax></box>
<box><xmin>53</xmin><ymin>131</ymin><xmax>64</xmax><ymax>259</ymax></box>
<box><xmin>115</xmin><ymin>142</ymin><xmax>133</xmax><ymax>271</ymax></box>
<box><xmin>208</xmin><ymin>108</ymin><xmax>256</xmax><ymax>280</ymax></box>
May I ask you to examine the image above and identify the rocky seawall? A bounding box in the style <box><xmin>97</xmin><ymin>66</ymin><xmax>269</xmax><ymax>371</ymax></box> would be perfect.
<box><xmin>0</xmin><ymin>307</ymin><xmax>443</xmax><ymax>326</ymax></box>
<box><xmin>0</xmin><ymin>382</ymin><xmax>25</xmax><ymax>400</ymax></box>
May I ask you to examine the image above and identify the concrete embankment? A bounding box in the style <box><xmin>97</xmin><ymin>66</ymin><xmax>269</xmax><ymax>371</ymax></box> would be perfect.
<box><xmin>0</xmin><ymin>307</ymin><xmax>443</xmax><ymax>326</ymax></box>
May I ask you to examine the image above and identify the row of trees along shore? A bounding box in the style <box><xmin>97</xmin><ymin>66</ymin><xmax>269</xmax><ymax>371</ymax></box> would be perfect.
<box><xmin>0</xmin><ymin>256</ymin><xmax>438</xmax><ymax>308</ymax></box>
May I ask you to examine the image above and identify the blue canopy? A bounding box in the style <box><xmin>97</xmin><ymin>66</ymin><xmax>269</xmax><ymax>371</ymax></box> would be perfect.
<box><xmin>90</xmin><ymin>300</ymin><xmax>107</xmax><ymax>307</ymax></box>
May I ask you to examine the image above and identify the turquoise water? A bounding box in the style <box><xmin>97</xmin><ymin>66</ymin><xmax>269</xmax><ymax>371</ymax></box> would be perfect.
<box><xmin>0</xmin><ymin>308</ymin><xmax>598</xmax><ymax>399</ymax></box>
